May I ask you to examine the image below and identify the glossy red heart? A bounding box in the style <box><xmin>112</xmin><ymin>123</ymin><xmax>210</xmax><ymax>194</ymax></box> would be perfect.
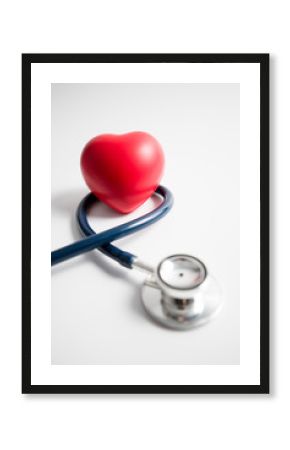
<box><xmin>80</xmin><ymin>131</ymin><xmax>165</xmax><ymax>213</ymax></box>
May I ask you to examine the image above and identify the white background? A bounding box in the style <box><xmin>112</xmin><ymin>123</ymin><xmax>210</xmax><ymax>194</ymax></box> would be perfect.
<box><xmin>51</xmin><ymin>83</ymin><xmax>240</xmax><ymax>365</ymax></box>
<box><xmin>0</xmin><ymin>1</ymin><xmax>286</xmax><ymax>449</ymax></box>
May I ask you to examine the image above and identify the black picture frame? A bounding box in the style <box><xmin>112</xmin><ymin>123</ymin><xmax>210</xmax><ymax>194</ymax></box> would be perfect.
<box><xmin>22</xmin><ymin>53</ymin><xmax>269</xmax><ymax>394</ymax></box>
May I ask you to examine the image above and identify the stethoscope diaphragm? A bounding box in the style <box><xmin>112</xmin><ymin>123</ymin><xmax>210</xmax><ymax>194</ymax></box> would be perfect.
<box><xmin>140</xmin><ymin>254</ymin><xmax>222</xmax><ymax>330</ymax></box>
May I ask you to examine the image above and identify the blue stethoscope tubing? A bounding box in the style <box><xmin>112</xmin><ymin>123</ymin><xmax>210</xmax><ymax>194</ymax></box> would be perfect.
<box><xmin>51</xmin><ymin>185</ymin><xmax>173</xmax><ymax>267</ymax></box>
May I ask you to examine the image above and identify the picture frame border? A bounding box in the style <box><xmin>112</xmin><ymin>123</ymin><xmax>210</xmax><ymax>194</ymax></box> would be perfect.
<box><xmin>22</xmin><ymin>53</ymin><xmax>269</xmax><ymax>394</ymax></box>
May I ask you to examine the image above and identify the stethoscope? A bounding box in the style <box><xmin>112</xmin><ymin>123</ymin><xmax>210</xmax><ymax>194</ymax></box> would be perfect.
<box><xmin>51</xmin><ymin>186</ymin><xmax>222</xmax><ymax>330</ymax></box>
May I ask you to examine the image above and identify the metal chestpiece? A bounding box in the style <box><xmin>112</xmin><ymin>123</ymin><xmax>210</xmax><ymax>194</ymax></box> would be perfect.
<box><xmin>140</xmin><ymin>254</ymin><xmax>222</xmax><ymax>330</ymax></box>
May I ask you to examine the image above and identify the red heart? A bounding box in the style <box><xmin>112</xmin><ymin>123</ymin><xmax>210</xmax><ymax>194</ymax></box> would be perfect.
<box><xmin>80</xmin><ymin>132</ymin><xmax>165</xmax><ymax>213</ymax></box>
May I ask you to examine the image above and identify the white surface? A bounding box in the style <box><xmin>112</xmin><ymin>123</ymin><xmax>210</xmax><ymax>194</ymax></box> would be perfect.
<box><xmin>2</xmin><ymin>2</ymin><xmax>288</xmax><ymax>450</ymax></box>
<box><xmin>51</xmin><ymin>83</ymin><xmax>240</xmax><ymax>364</ymax></box>
<box><xmin>31</xmin><ymin>62</ymin><xmax>260</xmax><ymax>385</ymax></box>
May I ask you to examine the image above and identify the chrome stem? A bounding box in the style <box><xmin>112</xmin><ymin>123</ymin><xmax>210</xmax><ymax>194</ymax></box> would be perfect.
<box><xmin>131</xmin><ymin>257</ymin><xmax>154</xmax><ymax>275</ymax></box>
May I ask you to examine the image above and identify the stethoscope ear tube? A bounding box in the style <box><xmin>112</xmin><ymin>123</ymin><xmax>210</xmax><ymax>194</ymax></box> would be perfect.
<box><xmin>51</xmin><ymin>186</ymin><xmax>173</xmax><ymax>267</ymax></box>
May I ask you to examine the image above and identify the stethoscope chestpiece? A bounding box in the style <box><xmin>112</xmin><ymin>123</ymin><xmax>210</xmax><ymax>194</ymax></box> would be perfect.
<box><xmin>140</xmin><ymin>254</ymin><xmax>222</xmax><ymax>330</ymax></box>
